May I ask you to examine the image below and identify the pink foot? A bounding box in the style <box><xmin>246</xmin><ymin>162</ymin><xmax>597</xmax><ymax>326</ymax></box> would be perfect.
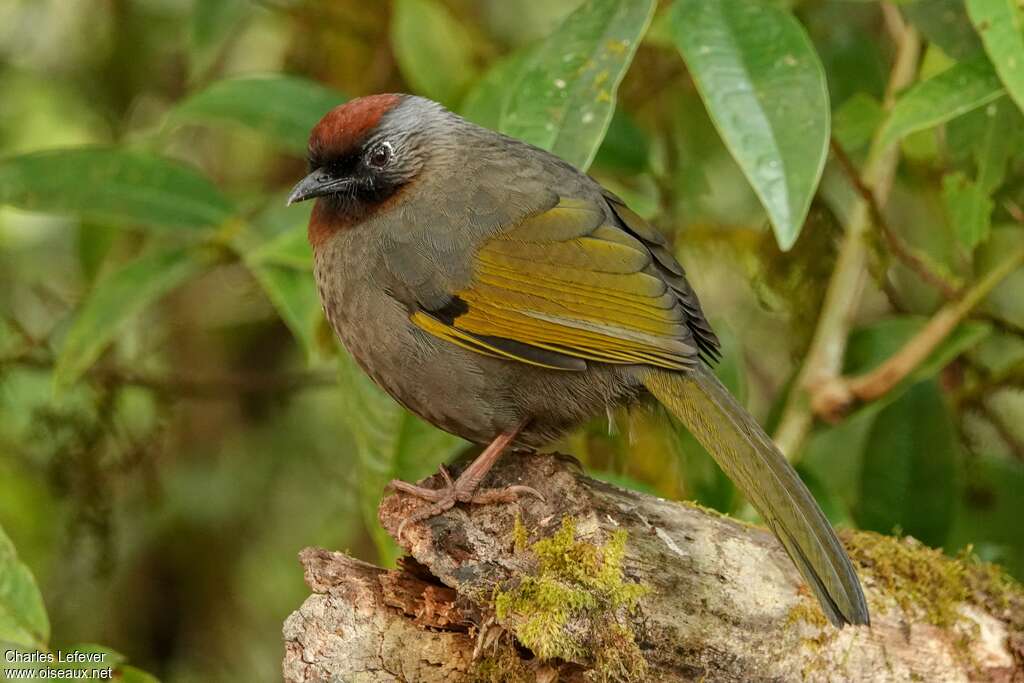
<box><xmin>389</xmin><ymin>465</ymin><xmax>543</xmax><ymax>539</ymax></box>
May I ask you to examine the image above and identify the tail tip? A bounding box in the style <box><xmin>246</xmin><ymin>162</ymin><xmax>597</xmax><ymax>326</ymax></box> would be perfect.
<box><xmin>822</xmin><ymin>594</ymin><xmax>871</xmax><ymax>628</ymax></box>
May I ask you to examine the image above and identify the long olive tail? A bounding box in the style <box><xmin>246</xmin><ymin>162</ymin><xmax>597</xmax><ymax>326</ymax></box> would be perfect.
<box><xmin>643</xmin><ymin>366</ymin><xmax>870</xmax><ymax>627</ymax></box>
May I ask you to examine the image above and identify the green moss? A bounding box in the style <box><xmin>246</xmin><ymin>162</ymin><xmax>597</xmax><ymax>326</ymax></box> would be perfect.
<box><xmin>961</xmin><ymin>551</ymin><xmax>1024</xmax><ymax>623</ymax></box>
<box><xmin>838</xmin><ymin>529</ymin><xmax>1024</xmax><ymax>645</ymax></box>
<box><xmin>958</xmin><ymin>547</ymin><xmax>1024</xmax><ymax>666</ymax></box>
<box><xmin>785</xmin><ymin>593</ymin><xmax>829</xmax><ymax>631</ymax></box>
<box><xmin>787</xmin><ymin>530</ymin><xmax>1024</xmax><ymax>675</ymax></box>
<box><xmin>512</xmin><ymin>513</ymin><xmax>529</xmax><ymax>554</ymax></box>
<box><xmin>493</xmin><ymin>517</ymin><xmax>650</xmax><ymax>682</ymax></box>
<box><xmin>471</xmin><ymin>640</ymin><xmax>532</xmax><ymax>683</ymax></box>
<box><xmin>590</xmin><ymin>623</ymin><xmax>648</xmax><ymax>683</ymax></box>
<box><xmin>842</xmin><ymin>529</ymin><xmax>967</xmax><ymax>626</ymax></box>
<box><xmin>785</xmin><ymin>585</ymin><xmax>833</xmax><ymax>679</ymax></box>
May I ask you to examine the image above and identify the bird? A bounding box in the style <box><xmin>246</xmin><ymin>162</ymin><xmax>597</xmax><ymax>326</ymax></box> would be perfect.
<box><xmin>287</xmin><ymin>93</ymin><xmax>870</xmax><ymax>628</ymax></box>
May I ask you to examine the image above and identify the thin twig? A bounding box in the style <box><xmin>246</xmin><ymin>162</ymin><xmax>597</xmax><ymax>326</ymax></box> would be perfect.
<box><xmin>829</xmin><ymin>138</ymin><xmax>960</xmax><ymax>298</ymax></box>
<box><xmin>974</xmin><ymin>311</ymin><xmax>1024</xmax><ymax>338</ymax></box>
<box><xmin>880</xmin><ymin>0</ymin><xmax>906</xmax><ymax>38</ymax></box>
<box><xmin>881</xmin><ymin>278</ymin><xmax>910</xmax><ymax>313</ymax></box>
<box><xmin>1004</xmin><ymin>199</ymin><xmax>1024</xmax><ymax>224</ymax></box>
<box><xmin>832</xmin><ymin>139</ymin><xmax>1024</xmax><ymax>341</ymax></box>
<box><xmin>773</xmin><ymin>7</ymin><xmax>921</xmax><ymax>458</ymax></box>
<box><xmin>815</xmin><ymin>245</ymin><xmax>1024</xmax><ymax>420</ymax></box>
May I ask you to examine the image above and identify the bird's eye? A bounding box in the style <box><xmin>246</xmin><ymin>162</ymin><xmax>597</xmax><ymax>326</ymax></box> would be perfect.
<box><xmin>366</xmin><ymin>141</ymin><xmax>393</xmax><ymax>169</ymax></box>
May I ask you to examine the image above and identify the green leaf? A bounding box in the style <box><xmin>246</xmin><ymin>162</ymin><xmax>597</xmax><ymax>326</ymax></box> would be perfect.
<box><xmin>978</xmin><ymin>225</ymin><xmax>1024</xmax><ymax>325</ymax></box>
<box><xmin>242</xmin><ymin>190</ymin><xmax>311</xmax><ymax>250</ymax></box>
<box><xmin>974</xmin><ymin>97</ymin><xmax>1019</xmax><ymax>194</ymax></box>
<box><xmin>76</xmin><ymin>222</ymin><xmax>118</xmax><ymax>285</ymax></box>
<box><xmin>336</xmin><ymin>351</ymin><xmax>467</xmax><ymax>563</ymax></box>
<box><xmin>644</xmin><ymin>7</ymin><xmax>677</xmax><ymax>49</ymax></box>
<box><xmin>948</xmin><ymin>454</ymin><xmax>1024</xmax><ymax>579</ymax></box>
<box><xmin>248</xmin><ymin>263</ymin><xmax>322</xmax><ymax>362</ymax></box>
<box><xmin>943</xmin><ymin>171</ymin><xmax>994</xmax><ymax>249</ymax></box>
<box><xmin>247</xmin><ymin>224</ymin><xmax>312</xmax><ymax>270</ymax></box>
<box><xmin>55</xmin><ymin>246</ymin><xmax>209</xmax><ymax>387</ymax></box>
<box><xmin>0</xmin><ymin>524</ymin><xmax>49</xmax><ymax>650</ymax></box>
<box><xmin>967</xmin><ymin>0</ymin><xmax>1024</xmax><ymax>116</ymax></box>
<box><xmin>801</xmin><ymin>408</ymin><xmax>876</xmax><ymax>513</ymax></box>
<box><xmin>832</xmin><ymin>93</ymin><xmax>884</xmax><ymax>151</ymax></box>
<box><xmin>391</xmin><ymin>0</ymin><xmax>477</xmax><ymax>106</ymax></box>
<box><xmin>878</xmin><ymin>54</ymin><xmax>1005</xmax><ymax>148</ymax></box>
<box><xmin>460</xmin><ymin>47</ymin><xmax>534</xmax><ymax>130</ymax></box>
<box><xmin>167</xmin><ymin>76</ymin><xmax>346</xmax><ymax>154</ymax></box>
<box><xmin>244</xmin><ymin>200</ymin><xmax>319</xmax><ymax>360</ymax></box>
<box><xmin>188</xmin><ymin>0</ymin><xmax>250</xmax><ymax>81</ymax></box>
<box><xmin>0</xmin><ymin>148</ymin><xmax>234</xmax><ymax>232</ymax></box>
<box><xmin>844</xmin><ymin>316</ymin><xmax>991</xmax><ymax>418</ymax></box>
<box><xmin>942</xmin><ymin>99</ymin><xmax>1017</xmax><ymax>249</ymax></box>
<box><xmin>904</xmin><ymin>0</ymin><xmax>984</xmax><ymax>60</ymax></box>
<box><xmin>500</xmin><ymin>0</ymin><xmax>657</xmax><ymax>170</ymax></box>
<box><xmin>857</xmin><ymin>380</ymin><xmax>958</xmax><ymax>546</ymax></box>
<box><xmin>593</xmin><ymin>108</ymin><xmax>651</xmax><ymax>173</ymax></box>
<box><xmin>671</xmin><ymin>0</ymin><xmax>830</xmax><ymax>250</ymax></box>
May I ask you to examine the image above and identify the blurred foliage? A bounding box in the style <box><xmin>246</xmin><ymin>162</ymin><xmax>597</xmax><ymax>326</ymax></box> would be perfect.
<box><xmin>2</xmin><ymin>0</ymin><xmax>1024</xmax><ymax>680</ymax></box>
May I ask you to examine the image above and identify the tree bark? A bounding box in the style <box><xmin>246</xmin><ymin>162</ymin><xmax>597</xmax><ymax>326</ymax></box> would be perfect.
<box><xmin>283</xmin><ymin>452</ymin><xmax>1023</xmax><ymax>682</ymax></box>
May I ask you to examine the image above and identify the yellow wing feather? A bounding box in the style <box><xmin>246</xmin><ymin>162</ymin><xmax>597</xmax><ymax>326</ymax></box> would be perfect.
<box><xmin>410</xmin><ymin>196</ymin><xmax>698</xmax><ymax>371</ymax></box>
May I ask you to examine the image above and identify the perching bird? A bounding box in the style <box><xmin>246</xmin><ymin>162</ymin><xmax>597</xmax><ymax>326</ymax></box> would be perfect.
<box><xmin>288</xmin><ymin>93</ymin><xmax>870</xmax><ymax>628</ymax></box>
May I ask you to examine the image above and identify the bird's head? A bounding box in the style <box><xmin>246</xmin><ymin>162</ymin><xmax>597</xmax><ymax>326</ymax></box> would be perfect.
<box><xmin>288</xmin><ymin>94</ymin><xmax>443</xmax><ymax>245</ymax></box>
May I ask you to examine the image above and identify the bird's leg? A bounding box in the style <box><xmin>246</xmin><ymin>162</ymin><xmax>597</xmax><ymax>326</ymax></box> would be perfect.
<box><xmin>388</xmin><ymin>423</ymin><xmax>542</xmax><ymax>538</ymax></box>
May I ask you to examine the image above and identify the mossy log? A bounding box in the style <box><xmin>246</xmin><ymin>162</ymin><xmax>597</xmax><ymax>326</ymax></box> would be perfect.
<box><xmin>282</xmin><ymin>452</ymin><xmax>1023</xmax><ymax>682</ymax></box>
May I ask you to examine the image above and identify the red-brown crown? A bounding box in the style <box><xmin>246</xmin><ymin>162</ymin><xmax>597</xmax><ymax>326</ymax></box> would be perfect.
<box><xmin>309</xmin><ymin>94</ymin><xmax>403</xmax><ymax>159</ymax></box>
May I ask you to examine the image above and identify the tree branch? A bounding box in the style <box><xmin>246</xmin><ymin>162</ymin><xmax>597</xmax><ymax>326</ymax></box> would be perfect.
<box><xmin>828</xmin><ymin>137</ymin><xmax>961</xmax><ymax>299</ymax></box>
<box><xmin>773</xmin><ymin>8</ymin><xmax>921</xmax><ymax>459</ymax></box>
<box><xmin>828</xmin><ymin>140</ymin><xmax>1024</xmax><ymax>344</ymax></box>
<box><xmin>811</xmin><ymin>245</ymin><xmax>1024</xmax><ymax>421</ymax></box>
<box><xmin>282</xmin><ymin>453</ymin><xmax>1024</xmax><ymax>682</ymax></box>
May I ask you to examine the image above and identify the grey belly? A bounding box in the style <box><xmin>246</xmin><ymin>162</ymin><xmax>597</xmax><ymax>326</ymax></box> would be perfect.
<box><xmin>318</xmin><ymin>267</ymin><xmax>642</xmax><ymax>447</ymax></box>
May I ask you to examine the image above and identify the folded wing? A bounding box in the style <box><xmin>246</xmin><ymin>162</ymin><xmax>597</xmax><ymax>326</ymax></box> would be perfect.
<box><xmin>411</xmin><ymin>194</ymin><xmax>717</xmax><ymax>371</ymax></box>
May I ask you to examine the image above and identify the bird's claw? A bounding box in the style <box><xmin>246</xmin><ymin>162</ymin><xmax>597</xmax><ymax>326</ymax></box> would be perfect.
<box><xmin>389</xmin><ymin>475</ymin><xmax>544</xmax><ymax>540</ymax></box>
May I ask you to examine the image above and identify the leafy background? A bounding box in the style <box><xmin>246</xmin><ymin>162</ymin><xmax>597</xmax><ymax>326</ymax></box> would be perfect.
<box><xmin>2</xmin><ymin>0</ymin><xmax>1024</xmax><ymax>680</ymax></box>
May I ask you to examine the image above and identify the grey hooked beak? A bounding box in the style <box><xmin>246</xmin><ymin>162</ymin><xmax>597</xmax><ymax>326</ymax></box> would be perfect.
<box><xmin>286</xmin><ymin>171</ymin><xmax>354</xmax><ymax>206</ymax></box>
